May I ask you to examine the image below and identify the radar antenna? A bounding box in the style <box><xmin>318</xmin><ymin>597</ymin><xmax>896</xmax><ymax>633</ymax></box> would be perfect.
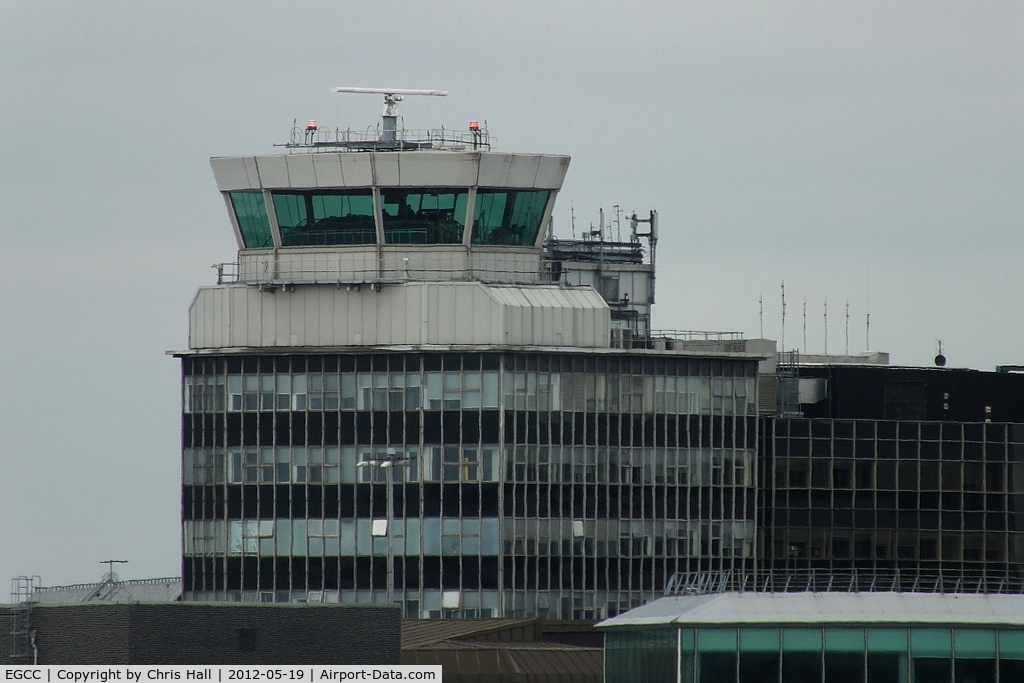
<box><xmin>333</xmin><ymin>87</ymin><xmax>448</xmax><ymax>142</ymax></box>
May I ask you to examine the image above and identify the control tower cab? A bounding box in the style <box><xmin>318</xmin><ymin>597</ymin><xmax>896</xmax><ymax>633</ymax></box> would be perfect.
<box><xmin>192</xmin><ymin>89</ymin><xmax>609</xmax><ymax>351</ymax></box>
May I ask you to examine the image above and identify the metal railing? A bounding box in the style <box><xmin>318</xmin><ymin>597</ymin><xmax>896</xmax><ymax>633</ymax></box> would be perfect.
<box><xmin>280</xmin><ymin>125</ymin><xmax>492</xmax><ymax>152</ymax></box>
<box><xmin>651</xmin><ymin>331</ymin><xmax>745</xmax><ymax>342</ymax></box>
<box><xmin>665</xmin><ymin>569</ymin><xmax>1024</xmax><ymax>596</ymax></box>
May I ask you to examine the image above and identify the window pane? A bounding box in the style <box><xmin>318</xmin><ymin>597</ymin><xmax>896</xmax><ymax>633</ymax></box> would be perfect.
<box><xmin>955</xmin><ymin>630</ymin><xmax>995</xmax><ymax>657</ymax></box>
<box><xmin>999</xmin><ymin>631</ymin><xmax>1024</xmax><ymax>659</ymax></box>
<box><xmin>825</xmin><ymin>652</ymin><xmax>864</xmax><ymax>682</ymax></box>
<box><xmin>229</xmin><ymin>192</ymin><xmax>274</xmax><ymax>247</ymax></box>
<box><xmin>911</xmin><ymin>628</ymin><xmax>951</xmax><ymax>657</ymax></box>
<box><xmin>868</xmin><ymin>628</ymin><xmax>908</xmax><ymax>653</ymax></box>
<box><xmin>739</xmin><ymin>651</ymin><xmax>778</xmax><ymax>682</ymax></box>
<box><xmin>273</xmin><ymin>190</ymin><xmax>376</xmax><ymax>246</ymax></box>
<box><xmin>955</xmin><ymin>658</ymin><xmax>995</xmax><ymax>683</ymax></box>
<box><xmin>867</xmin><ymin>653</ymin><xmax>904</xmax><ymax>683</ymax></box>
<box><xmin>739</xmin><ymin>628</ymin><xmax>779</xmax><ymax>651</ymax></box>
<box><xmin>912</xmin><ymin>657</ymin><xmax>951</xmax><ymax>683</ymax></box>
<box><xmin>699</xmin><ymin>652</ymin><xmax>736</xmax><ymax>683</ymax></box>
<box><xmin>380</xmin><ymin>188</ymin><xmax>467</xmax><ymax>244</ymax></box>
<box><xmin>782</xmin><ymin>651</ymin><xmax>820</xmax><ymax>682</ymax></box>
<box><xmin>471</xmin><ymin>189</ymin><xmax>550</xmax><ymax>246</ymax></box>
<box><xmin>825</xmin><ymin>628</ymin><xmax>864</xmax><ymax>652</ymax></box>
<box><xmin>1001</xmin><ymin>660</ymin><xmax>1024</xmax><ymax>681</ymax></box>
<box><xmin>783</xmin><ymin>628</ymin><xmax>822</xmax><ymax>651</ymax></box>
<box><xmin>699</xmin><ymin>628</ymin><xmax>737</xmax><ymax>651</ymax></box>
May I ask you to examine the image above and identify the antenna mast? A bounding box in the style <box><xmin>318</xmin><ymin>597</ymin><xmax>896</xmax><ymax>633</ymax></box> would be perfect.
<box><xmin>780</xmin><ymin>282</ymin><xmax>786</xmax><ymax>353</ymax></box>
<box><xmin>845</xmin><ymin>300</ymin><xmax>851</xmax><ymax>355</ymax></box>
<box><xmin>802</xmin><ymin>298</ymin><xmax>807</xmax><ymax>353</ymax></box>
<box><xmin>823</xmin><ymin>298</ymin><xmax>828</xmax><ymax>355</ymax></box>
<box><xmin>99</xmin><ymin>559</ymin><xmax>127</xmax><ymax>583</ymax></box>
<box><xmin>759</xmin><ymin>296</ymin><xmax>764</xmax><ymax>338</ymax></box>
<box><xmin>333</xmin><ymin>86</ymin><xmax>448</xmax><ymax>142</ymax></box>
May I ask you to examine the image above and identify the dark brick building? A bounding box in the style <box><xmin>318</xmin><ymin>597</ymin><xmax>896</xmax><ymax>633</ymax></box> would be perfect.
<box><xmin>2</xmin><ymin>603</ymin><xmax>399</xmax><ymax>665</ymax></box>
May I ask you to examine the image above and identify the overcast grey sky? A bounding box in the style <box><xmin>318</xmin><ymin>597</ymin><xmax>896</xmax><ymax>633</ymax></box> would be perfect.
<box><xmin>1</xmin><ymin>1</ymin><xmax>1021</xmax><ymax>588</ymax></box>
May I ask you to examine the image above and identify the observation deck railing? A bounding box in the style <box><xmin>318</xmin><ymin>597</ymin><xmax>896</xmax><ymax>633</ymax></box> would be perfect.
<box><xmin>279</xmin><ymin>125</ymin><xmax>492</xmax><ymax>152</ymax></box>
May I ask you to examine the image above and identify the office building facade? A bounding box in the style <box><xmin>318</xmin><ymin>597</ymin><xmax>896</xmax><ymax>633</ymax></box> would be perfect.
<box><xmin>758</xmin><ymin>363</ymin><xmax>1024</xmax><ymax>589</ymax></box>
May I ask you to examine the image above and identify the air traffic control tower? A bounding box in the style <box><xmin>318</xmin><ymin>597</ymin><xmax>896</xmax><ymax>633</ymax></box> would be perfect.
<box><xmin>177</xmin><ymin>90</ymin><xmax>761</xmax><ymax>618</ymax></box>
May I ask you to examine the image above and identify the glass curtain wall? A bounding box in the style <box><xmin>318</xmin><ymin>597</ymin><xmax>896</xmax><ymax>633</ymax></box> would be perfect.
<box><xmin>605</xmin><ymin>625</ymin><xmax>1024</xmax><ymax>683</ymax></box>
<box><xmin>181</xmin><ymin>351</ymin><xmax>759</xmax><ymax>617</ymax></box>
<box><xmin>763</xmin><ymin>419</ymin><xmax>1024</xmax><ymax>583</ymax></box>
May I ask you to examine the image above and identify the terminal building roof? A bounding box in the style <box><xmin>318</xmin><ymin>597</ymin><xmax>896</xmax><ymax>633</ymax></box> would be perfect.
<box><xmin>598</xmin><ymin>591</ymin><xmax>1024</xmax><ymax>630</ymax></box>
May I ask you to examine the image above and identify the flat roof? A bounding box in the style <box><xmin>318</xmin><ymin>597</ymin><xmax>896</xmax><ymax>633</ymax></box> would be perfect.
<box><xmin>598</xmin><ymin>592</ymin><xmax>1024</xmax><ymax>629</ymax></box>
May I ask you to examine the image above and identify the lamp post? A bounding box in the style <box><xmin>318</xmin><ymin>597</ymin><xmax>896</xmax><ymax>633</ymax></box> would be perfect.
<box><xmin>357</xmin><ymin>447</ymin><xmax>416</xmax><ymax>607</ymax></box>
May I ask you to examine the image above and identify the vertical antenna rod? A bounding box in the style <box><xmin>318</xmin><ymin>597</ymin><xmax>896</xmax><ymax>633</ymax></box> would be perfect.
<box><xmin>780</xmin><ymin>282</ymin><xmax>786</xmax><ymax>353</ymax></box>
<box><xmin>802</xmin><ymin>298</ymin><xmax>807</xmax><ymax>352</ymax></box>
<box><xmin>845</xmin><ymin>300</ymin><xmax>851</xmax><ymax>355</ymax></box>
<box><xmin>823</xmin><ymin>298</ymin><xmax>828</xmax><ymax>355</ymax></box>
<box><xmin>759</xmin><ymin>296</ymin><xmax>764</xmax><ymax>339</ymax></box>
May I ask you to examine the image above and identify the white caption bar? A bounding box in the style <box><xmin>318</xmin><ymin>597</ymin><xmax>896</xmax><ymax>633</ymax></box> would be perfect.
<box><xmin>1</xmin><ymin>667</ymin><xmax>441</xmax><ymax>682</ymax></box>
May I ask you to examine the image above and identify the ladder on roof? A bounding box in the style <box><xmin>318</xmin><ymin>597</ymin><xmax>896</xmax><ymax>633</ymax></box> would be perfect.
<box><xmin>9</xmin><ymin>576</ymin><xmax>40</xmax><ymax>660</ymax></box>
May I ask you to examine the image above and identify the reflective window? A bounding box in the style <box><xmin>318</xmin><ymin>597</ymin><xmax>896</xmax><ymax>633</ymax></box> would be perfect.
<box><xmin>471</xmin><ymin>189</ymin><xmax>550</xmax><ymax>246</ymax></box>
<box><xmin>273</xmin><ymin>190</ymin><xmax>376</xmax><ymax>246</ymax></box>
<box><xmin>606</xmin><ymin>630</ymin><xmax>678</xmax><ymax>683</ymax></box>
<box><xmin>229</xmin><ymin>192</ymin><xmax>274</xmax><ymax>248</ymax></box>
<box><xmin>380</xmin><ymin>188</ymin><xmax>467</xmax><ymax>244</ymax></box>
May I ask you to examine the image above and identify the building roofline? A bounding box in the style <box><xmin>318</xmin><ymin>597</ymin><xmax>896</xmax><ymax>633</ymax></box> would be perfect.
<box><xmin>167</xmin><ymin>345</ymin><xmax>766</xmax><ymax>360</ymax></box>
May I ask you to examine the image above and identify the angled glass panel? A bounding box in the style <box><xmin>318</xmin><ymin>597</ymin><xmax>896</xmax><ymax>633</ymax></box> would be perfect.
<box><xmin>825</xmin><ymin>628</ymin><xmax>864</xmax><ymax>652</ymax></box>
<box><xmin>739</xmin><ymin>627</ymin><xmax>780</xmax><ymax>651</ymax></box>
<box><xmin>868</xmin><ymin>628</ymin><xmax>908</xmax><ymax>653</ymax></box>
<box><xmin>784</xmin><ymin>628</ymin><xmax>822</xmax><ymax>651</ymax></box>
<box><xmin>471</xmin><ymin>189</ymin><xmax>550</xmax><ymax>246</ymax></box>
<box><xmin>699</xmin><ymin>628</ymin><xmax>737</xmax><ymax>651</ymax></box>
<box><xmin>273</xmin><ymin>190</ymin><xmax>376</xmax><ymax>246</ymax></box>
<box><xmin>910</xmin><ymin>628</ymin><xmax>951</xmax><ymax>657</ymax></box>
<box><xmin>999</xmin><ymin>630</ymin><xmax>1024</xmax><ymax>659</ymax></box>
<box><xmin>229</xmin><ymin>192</ymin><xmax>274</xmax><ymax>247</ymax></box>
<box><xmin>955</xmin><ymin>629</ymin><xmax>995</xmax><ymax>658</ymax></box>
<box><xmin>380</xmin><ymin>188</ymin><xmax>467</xmax><ymax>244</ymax></box>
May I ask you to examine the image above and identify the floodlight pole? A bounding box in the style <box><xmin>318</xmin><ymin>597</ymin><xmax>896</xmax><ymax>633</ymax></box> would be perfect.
<box><xmin>356</xmin><ymin>448</ymin><xmax>416</xmax><ymax>608</ymax></box>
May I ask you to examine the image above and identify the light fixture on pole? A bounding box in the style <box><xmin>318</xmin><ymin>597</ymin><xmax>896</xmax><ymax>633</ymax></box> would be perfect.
<box><xmin>356</xmin><ymin>448</ymin><xmax>417</xmax><ymax>607</ymax></box>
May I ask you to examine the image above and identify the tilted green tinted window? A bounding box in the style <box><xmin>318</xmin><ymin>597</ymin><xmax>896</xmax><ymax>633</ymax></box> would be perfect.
<box><xmin>825</xmin><ymin>628</ymin><xmax>865</xmax><ymax>651</ymax></box>
<box><xmin>381</xmin><ymin>188</ymin><xmax>467</xmax><ymax>244</ymax></box>
<box><xmin>867</xmin><ymin>628</ymin><xmax>908</xmax><ymax>653</ymax></box>
<box><xmin>698</xmin><ymin>628</ymin><xmax>737</xmax><ymax>651</ymax></box>
<box><xmin>783</xmin><ymin>628</ymin><xmax>823</xmax><ymax>651</ymax></box>
<box><xmin>955</xmin><ymin>629</ymin><xmax>996</xmax><ymax>657</ymax></box>
<box><xmin>739</xmin><ymin>628</ymin><xmax>780</xmax><ymax>651</ymax></box>
<box><xmin>911</xmin><ymin>628</ymin><xmax>952</xmax><ymax>657</ymax></box>
<box><xmin>229</xmin><ymin>192</ymin><xmax>274</xmax><ymax>248</ymax></box>
<box><xmin>1000</xmin><ymin>630</ymin><xmax>1024</xmax><ymax>659</ymax></box>
<box><xmin>273</xmin><ymin>190</ymin><xmax>376</xmax><ymax>246</ymax></box>
<box><xmin>471</xmin><ymin>189</ymin><xmax>550</xmax><ymax>246</ymax></box>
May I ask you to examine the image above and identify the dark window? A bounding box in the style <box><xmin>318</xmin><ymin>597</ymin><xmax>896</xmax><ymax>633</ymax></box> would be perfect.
<box><xmin>237</xmin><ymin>628</ymin><xmax>256</xmax><ymax>652</ymax></box>
<box><xmin>273</xmin><ymin>190</ymin><xmax>376</xmax><ymax>246</ymax></box>
<box><xmin>380</xmin><ymin>188</ymin><xmax>467</xmax><ymax>244</ymax></box>
<box><xmin>883</xmin><ymin>381</ymin><xmax>927</xmax><ymax>420</ymax></box>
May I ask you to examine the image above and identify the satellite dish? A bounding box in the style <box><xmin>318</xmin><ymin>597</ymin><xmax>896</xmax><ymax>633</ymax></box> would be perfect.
<box><xmin>935</xmin><ymin>354</ymin><xmax>947</xmax><ymax>367</ymax></box>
